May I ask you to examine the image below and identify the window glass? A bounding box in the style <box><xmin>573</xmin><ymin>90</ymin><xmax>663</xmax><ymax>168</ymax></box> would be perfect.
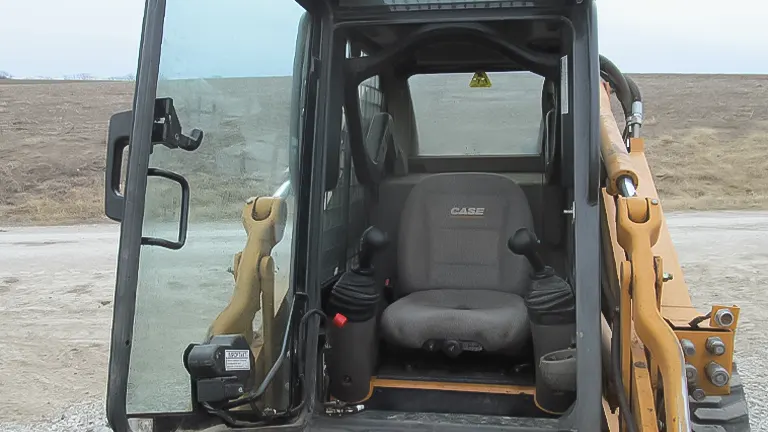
<box><xmin>409</xmin><ymin>71</ymin><xmax>545</xmax><ymax>156</ymax></box>
<box><xmin>128</xmin><ymin>0</ymin><xmax>306</xmax><ymax>414</ymax></box>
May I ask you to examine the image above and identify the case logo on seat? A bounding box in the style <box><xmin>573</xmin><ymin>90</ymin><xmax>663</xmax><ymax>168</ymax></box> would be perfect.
<box><xmin>450</xmin><ymin>207</ymin><xmax>486</xmax><ymax>217</ymax></box>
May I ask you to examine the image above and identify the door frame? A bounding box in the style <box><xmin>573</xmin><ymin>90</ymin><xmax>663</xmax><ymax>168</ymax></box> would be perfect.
<box><xmin>106</xmin><ymin>0</ymin><xmax>167</xmax><ymax>431</ymax></box>
<box><xmin>105</xmin><ymin>1</ymin><xmax>326</xmax><ymax>430</ymax></box>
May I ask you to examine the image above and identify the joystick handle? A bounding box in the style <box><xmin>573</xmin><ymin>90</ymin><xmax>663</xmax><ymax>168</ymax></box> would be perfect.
<box><xmin>508</xmin><ymin>228</ymin><xmax>546</xmax><ymax>274</ymax></box>
<box><xmin>358</xmin><ymin>226</ymin><xmax>389</xmax><ymax>270</ymax></box>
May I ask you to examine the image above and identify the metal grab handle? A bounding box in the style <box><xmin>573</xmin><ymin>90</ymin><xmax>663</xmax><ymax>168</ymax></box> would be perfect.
<box><xmin>140</xmin><ymin>168</ymin><xmax>190</xmax><ymax>250</ymax></box>
<box><xmin>104</xmin><ymin>110</ymin><xmax>134</xmax><ymax>222</ymax></box>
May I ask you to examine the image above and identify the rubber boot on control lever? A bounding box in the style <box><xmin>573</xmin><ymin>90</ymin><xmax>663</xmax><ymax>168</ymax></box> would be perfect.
<box><xmin>508</xmin><ymin>228</ymin><xmax>554</xmax><ymax>279</ymax></box>
<box><xmin>509</xmin><ymin>228</ymin><xmax>577</xmax><ymax>414</ymax></box>
<box><xmin>356</xmin><ymin>226</ymin><xmax>389</xmax><ymax>274</ymax></box>
<box><xmin>326</xmin><ymin>225</ymin><xmax>388</xmax><ymax>404</ymax></box>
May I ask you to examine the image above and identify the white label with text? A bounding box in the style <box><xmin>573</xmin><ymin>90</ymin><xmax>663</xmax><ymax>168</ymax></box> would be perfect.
<box><xmin>224</xmin><ymin>349</ymin><xmax>250</xmax><ymax>371</ymax></box>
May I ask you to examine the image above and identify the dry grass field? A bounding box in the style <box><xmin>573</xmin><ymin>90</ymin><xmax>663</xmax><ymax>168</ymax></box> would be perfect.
<box><xmin>1</xmin><ymin>74</ymin><xmax>767</xmax><ymax>225</ymax></box>
<box><xmin>1</xmin><ymin>76</ymin><xmax>768</xmax><ymax>430</ymax></box>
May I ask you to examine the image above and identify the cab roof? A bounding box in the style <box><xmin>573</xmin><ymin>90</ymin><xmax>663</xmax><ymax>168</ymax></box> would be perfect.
<box><xmin>344</xmin><ymin>18</ymin><xmax>567</xmax><ymax>79</ymax></box>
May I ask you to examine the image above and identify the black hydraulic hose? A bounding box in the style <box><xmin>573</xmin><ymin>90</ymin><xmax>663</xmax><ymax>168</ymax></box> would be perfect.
<box><xmin>220</xmin><ymin>296</ymin><xmax>299</xmax><ymax>410</ymax></box>
<box><xmin>625</xmin><ymin>75</ymin><xmax>642</xmax><ymax>103</ymax></box>
<box><xmin>611</xmin><ymin>317</ymin><xmax>639</xmax><ymax>432</ymax></box>
<box><xmin>599</xmin><ymin>55</ymin><xmax>632</xmax><ymax>118</ymax></box>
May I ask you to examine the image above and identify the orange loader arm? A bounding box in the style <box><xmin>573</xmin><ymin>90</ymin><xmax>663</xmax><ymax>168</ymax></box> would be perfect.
<box><xmin>599</xmin><ymin>82</ymin><xmax>692</xmax><ymax>431</ymax></box>
<box><xmin>599</xmin><ymin>81</ymin><xmax>742</xmax><ymax>431</ymax></box>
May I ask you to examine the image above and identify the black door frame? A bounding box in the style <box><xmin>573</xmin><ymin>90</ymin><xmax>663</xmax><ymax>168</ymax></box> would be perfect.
<box><xmin>106</xmin><ymin>1</ymin><xmax>167</xmax><ymax>431</ymax></box>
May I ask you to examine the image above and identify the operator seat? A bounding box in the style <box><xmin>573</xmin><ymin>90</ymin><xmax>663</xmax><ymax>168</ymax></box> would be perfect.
<box><xmin>381</xmin><ymin>172</ymin><xmax>535</xmax><ymax>354</ymax></box>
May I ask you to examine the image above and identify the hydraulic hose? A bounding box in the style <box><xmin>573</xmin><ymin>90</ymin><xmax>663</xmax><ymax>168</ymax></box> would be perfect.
<box><xmin>625</xmin><ymin>75</ymin><xmax>642</xmax><ymax>103</ymax></box>
<box><xmin>623</xmin><ymin>75</ymin><xmax>644</xmax><ymax>139</ymax></box>
<box><xmin>599</xmin><ymin>55</ymin><xmax>632</xmax><ymax>119</ymax></box>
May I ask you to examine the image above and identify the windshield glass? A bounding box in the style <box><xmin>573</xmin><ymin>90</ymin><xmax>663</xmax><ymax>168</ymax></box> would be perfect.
<box><xmin>409</xmin><ymin>71</ymin><xmax>545</xmax><ymax>156</ymax></box>
<box><xmin>127</xmin><ymin>0</ymin><xmax>306</xmax><ymax>414</ymax></box>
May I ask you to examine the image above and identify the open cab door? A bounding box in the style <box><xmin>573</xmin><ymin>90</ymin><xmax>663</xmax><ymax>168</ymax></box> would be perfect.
<box><xmin>104</xmin><ymin>1</ymin><xmax>318</xmax><ymax>430</ymax></box>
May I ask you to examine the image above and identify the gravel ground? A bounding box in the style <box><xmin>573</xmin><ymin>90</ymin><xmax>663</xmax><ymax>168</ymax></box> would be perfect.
<box><xmin>0</xmin><ymin>402</ymin><xmax>109</xmax><ymax>432</ymax></box>
<box><xmin>1</xmin><ymin>211</ymin><xmax>767</xmax><ymax>431</ymax></box>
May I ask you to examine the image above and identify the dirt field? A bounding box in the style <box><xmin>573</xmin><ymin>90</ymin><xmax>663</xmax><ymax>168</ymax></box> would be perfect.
<box><xmin>1</xmin><ymin>75</ymin><xmax>768</xmax><ymax>431</ymax></box>
<box><xmin>1</xmin><ymin>74</ymin><xmax>768</xmax><ymax>225</ymax></box>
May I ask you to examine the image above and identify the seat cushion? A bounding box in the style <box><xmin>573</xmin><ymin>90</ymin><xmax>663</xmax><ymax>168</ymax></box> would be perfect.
<box><xmin>381</xmin><ymin>289</ymin><xmax>530</xmax><ymax>353</ymax></box>
<box><xmin>397</xmin><ymin>173</ymin><xmax>534</xmax><ymax>297</ymax></box>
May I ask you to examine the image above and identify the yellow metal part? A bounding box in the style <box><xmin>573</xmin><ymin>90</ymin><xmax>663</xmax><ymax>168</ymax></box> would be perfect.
<box><xmin>630</xmin><ymin>341</ymin><xmax>659</xmax><ymax>432</ymax></box>
<box><xmin>206</xmin><ymin>196</ymin><xmax>285</xmax><ymax>366</ymax></box>
<box><xmin>626</xmin><ymin>136</ymin><xmax>703</xmax><ymax>325</ymax></box>
<box><xmin>616</xmin><ymin>194</ymin><xmax>690</xmax><ymax>431</ymax></box>
<box><xmin>371</xmin><ymin>378</ymin><xmax>534</xmax><ymax>396</ymax></box>
<box><xmin>676</xmin><ymin>328</ymin><xmax>735</xmax><ymax>395</ymax></box>
<box><xmin>675</xmin><ymin>305</ymin><xmax>740</xmax><ymax>396</ymax></box>
<box><xmin>709</xmin><ymin>305</ymin><xmax>741</xmax><ymax>331</ymax></box>
<box><xmin>599</xmin><ymin>82</ymin><xmax>639</xmax><ymax>195</ymax></box>
<box><xmin>600</xmin><ymin>85</ymin><xmax>743</xmax><ymax>429</ymax></box>
<box><xmin>604</xmin><ymin>399</ymin><xmax>620</xmax><ymax>431</ymax></box>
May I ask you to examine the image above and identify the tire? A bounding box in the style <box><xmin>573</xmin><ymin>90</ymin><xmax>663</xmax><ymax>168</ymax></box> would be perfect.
<box><xmin>690</xmin><ymin>363</ymin><xmax>751</xmax><ymax>431</ymax></box>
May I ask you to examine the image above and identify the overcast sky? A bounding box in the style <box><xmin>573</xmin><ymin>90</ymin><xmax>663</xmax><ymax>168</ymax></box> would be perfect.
<box><xmin>1</xmin><ymin>0</ymin><xmax>766</xmax><ymax>78</ymax></box>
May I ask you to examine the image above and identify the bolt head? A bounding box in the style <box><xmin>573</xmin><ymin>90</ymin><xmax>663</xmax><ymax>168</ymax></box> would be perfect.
<box><xmin>714</xmin><ymin>309</ymin><xmax>735</xmax><ymax>327</ymax></box>
<box><xmin>706</xmin><ymin>362</ymin><xmax>731</xmax><ymax>387</ymax></box>
<box><xmin>691</xmin><ymin>388</ymin><xmax>706</xmax><ymax>401</ymax></box>
<box><xmin>685</xmin><ymin>364</ymin><xmax>698</xmax><ymax>382</ymax></box>
<box><xmin>706</xmin><ymin>337</ymin><xmax>727</xmax><ymax>356</ymax></box>
<box><xmin>711</xmin><ymin>371</ymin><xmax>729</xmax><ymax>387</ymax></box>
<box><xmin>680</xmin><ymin>339</ymin><xmax>697</xmax><ymax>357</ymax></box>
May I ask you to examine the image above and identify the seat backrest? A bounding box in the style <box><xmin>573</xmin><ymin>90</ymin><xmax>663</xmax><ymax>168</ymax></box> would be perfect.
<box><xmin>397</xmin><ymin>172</ymin><xmax>534</xmax><ymax>296</ymax></box>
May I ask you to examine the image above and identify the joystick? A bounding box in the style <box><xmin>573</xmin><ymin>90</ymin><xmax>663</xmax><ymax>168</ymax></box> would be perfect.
<box><xmin>508</xmin><ymin>227</ymin><xmax>577</xmax><ymax>414</ymax></box>
<box><xmin>325</xmin><ymin>226</ymin><xmax>389</xmax><ymax>403</ymax></box>
<box><xmin>508</xmin><ymin>228</ymin><xmax>552</xmax><ymax>278</ymax></box>
<box><xmin>356</xmin><ymin>226</ymin><xmax>389</xmax><ymax>273</ymax></box>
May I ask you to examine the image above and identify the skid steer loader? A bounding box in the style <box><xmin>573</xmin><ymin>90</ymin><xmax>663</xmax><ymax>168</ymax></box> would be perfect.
<box><xmin>103</xmin><ymin>0</ymin><xmax>751</xmax><ymax>431</ymax></box>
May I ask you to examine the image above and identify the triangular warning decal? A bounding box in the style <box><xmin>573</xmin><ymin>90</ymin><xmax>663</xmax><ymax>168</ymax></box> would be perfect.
<box><xmin>469</xmin><ymin>71</ymin><xmax>492</xmax><ymax>88</ymax></box>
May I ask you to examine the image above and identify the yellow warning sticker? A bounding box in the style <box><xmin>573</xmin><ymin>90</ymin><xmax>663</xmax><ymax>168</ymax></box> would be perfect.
<box><xmin>469</xmin><ymin>71</ymin><xmax>492</xmax><ymax>88</ymax></box>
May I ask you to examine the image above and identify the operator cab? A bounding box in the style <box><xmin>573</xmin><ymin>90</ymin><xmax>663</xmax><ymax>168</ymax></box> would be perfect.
<box><xmin>104</xmin><ymin>1</ymin><xmax>606</xmax><ymax>431</ymax></box>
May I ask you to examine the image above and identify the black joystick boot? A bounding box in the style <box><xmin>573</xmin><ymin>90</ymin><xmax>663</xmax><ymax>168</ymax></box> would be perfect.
<box><xmin>509</xmin><ymin>228</ymin><xmax>576</xmax><ymax>415</ymax></box>
<box><xmin>326</xmin><ymin>226</ymin><xmax>388</xmax><ymax>403</ymax></box>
